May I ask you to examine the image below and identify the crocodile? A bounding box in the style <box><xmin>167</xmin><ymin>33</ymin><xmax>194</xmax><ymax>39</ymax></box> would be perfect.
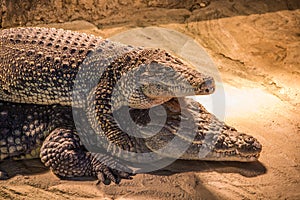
<box><xmin>0</xmin><ymin>27</ymin><xmax>215</xmax><ymax>150</ymax></box>
<box><xmin>0</xmin><ymin>97</ymin><xmax>262</xmax><ymax>184</ymax></box>
<box><xmin>0</xmin><ymin>27</ymin><xmax>262</xmax><ymax>184</ymax></box>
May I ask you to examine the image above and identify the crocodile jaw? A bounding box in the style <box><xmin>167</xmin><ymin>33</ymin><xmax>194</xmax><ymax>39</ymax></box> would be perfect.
<box><xmin>180</xmin><ymin>144</ymin><xmax>262</xmax><ymax>162</ymax></box>
<box><xmin>199</xmin><ymin>151</ymin><xmax>260</xmax><ymax>162</ymax></box>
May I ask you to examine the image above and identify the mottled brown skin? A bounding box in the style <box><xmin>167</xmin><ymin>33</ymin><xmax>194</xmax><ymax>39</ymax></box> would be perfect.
<box><xmin>0</xmin><ymin>27</ymin><xmax>103</xmax><ymax>105</ymax></box>
<box><xmin>0</xmin><ymin>27</ymin><xmax>215</xmax><ymax>149</ymax></box>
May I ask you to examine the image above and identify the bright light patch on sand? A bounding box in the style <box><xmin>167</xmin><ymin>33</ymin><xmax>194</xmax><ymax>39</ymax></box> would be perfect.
<box><xmin>191</xmin><ymin>81</ymin><xmax>225</xmax><ymax>120</ymax></box>
<box><xmin>192</xmin><ymin>82</ymin><xmax>277</xmax><ymax>121</ymax></box>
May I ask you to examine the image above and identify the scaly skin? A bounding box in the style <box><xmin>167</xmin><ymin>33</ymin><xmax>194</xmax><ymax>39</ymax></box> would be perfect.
<box><xmin>0</xmin><ymin>27</ymin><xmax>215</xmax><ymax>149</ymax></box>
<box><xmin>142</xmin><ymin>98</ymin><xmax>261</xmax><ymax>161</ymax></box>
<box><xmin>0</xmin><ymin>98</ymin><xmax>261</xmax><ymax>183</ymax></box>
<box><xmin>0</xmin><ymin>100</ymin><xmax>132</xmax><ymax>183</ymax></box>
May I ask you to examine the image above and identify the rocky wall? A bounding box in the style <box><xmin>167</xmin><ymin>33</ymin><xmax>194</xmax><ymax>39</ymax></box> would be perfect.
<box><xmin>1</xmin><ymin>0</ymin><xmax>299</xmax><ymax>29</ymax></box>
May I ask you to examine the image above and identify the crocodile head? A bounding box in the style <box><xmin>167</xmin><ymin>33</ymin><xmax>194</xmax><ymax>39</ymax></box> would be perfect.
<box><xmin>109</xmin><ymin>48</ymin><xmax>215</xmax><ymax>109</ymax></box>
<box><xmin>128</xmin><ymin>97</ymin><xmax>262</xmax><ymax>162</ymax></box>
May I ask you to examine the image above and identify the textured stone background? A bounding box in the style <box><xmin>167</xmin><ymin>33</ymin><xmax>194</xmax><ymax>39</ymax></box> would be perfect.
<box><xmin>1</xmin><ymin>0</ymin><xmax>299</xmax><ymax>28</ymax></box>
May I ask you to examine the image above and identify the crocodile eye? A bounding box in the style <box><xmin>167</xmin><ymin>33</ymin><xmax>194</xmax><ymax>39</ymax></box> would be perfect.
<box><xmin>164</xmin><ymin>66</ymin><xmax>173</xmax><ymax>72</ymax></box>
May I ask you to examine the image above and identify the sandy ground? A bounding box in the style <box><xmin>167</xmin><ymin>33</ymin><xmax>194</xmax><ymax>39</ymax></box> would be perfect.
<box><xmin>0</xmin><ymin>3</ymin><xmax>300</xmax><ymax>200</ymax></box>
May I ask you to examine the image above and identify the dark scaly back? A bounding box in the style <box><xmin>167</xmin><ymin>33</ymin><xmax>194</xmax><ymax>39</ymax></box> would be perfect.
<box><xmin>0</xmin><ymin>27</ymin><xmax>104</xmax><ymax>105</ymax></box>
<box><xmin>0</xmin><ymin>100</ymin><xmax>73</xmax><ymax>160</ymax></box>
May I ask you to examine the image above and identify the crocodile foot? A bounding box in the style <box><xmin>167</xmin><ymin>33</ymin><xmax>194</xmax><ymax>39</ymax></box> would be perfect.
<box><xmin>40</xmin><ymin>128</ymin><xmax>133</xmax><ymax>185</ymax></box>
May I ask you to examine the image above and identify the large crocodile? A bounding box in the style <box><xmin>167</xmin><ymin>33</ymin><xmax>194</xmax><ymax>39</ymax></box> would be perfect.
<box><xmin>0</xmin><ymin>27</ymin><xmax>262</xmax><ymax>184</ymax></box>
<box><xmin>0</xmin><ymin>27</ymin><xmax>215</xmax><ymax>150</ymax></box>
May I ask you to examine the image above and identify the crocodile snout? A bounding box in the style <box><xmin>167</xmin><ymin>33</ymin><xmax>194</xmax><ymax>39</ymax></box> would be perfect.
<box><xmin>199</xmin><ymin>77</ymin><xmax>215</xmax><ymax>94</ymax></box>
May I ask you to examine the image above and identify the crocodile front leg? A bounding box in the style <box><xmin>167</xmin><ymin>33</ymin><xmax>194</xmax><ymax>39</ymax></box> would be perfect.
<box><xmin>40</xmin><ymin>128</ymin><xmax>133</xmax><ymax>184</ymax></box>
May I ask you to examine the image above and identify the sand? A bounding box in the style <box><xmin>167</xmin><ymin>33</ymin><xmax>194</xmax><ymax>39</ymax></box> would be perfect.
<box><xmin>0</xmin><ymin>1</ymin><xmax>299</xmax><ymax>199</ymax></box>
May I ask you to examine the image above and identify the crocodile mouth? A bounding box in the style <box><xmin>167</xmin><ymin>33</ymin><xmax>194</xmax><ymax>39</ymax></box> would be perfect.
<box><xmin>179</xmin><ymin>139</ymin><xmax>262</xmax><ymax>162</ymax></box>
<box><xmin>166</xmin><ymin>79</ymin><xmax>215</xmax><ymax>97</ymax></box>
<box><xmin>200</xmin><ymin>150</ymin><xmax>261</xmax><ymax>162</ymax></box>
<box><xmin>167</xmin><ymin>76</ymin><xmax>215</xmax><ymax>97</ymax></box>
<box><xmin>144</xmin><ymin>129</ymin><xmax>262</xmax><ymax>162</ymax></box>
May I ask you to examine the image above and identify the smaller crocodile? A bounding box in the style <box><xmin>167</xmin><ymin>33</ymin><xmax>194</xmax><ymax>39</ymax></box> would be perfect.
<box><xmin>0</xmin><ymin>98</ymin><xmax>262</xmax><ymax>184</ymax></box>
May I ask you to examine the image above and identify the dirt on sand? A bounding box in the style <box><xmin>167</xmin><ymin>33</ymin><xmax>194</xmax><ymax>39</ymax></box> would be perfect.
<box><xmin>0</xmin><ymin>1</ymin><xmax>299</xmax><ymax>199</ymax></box>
